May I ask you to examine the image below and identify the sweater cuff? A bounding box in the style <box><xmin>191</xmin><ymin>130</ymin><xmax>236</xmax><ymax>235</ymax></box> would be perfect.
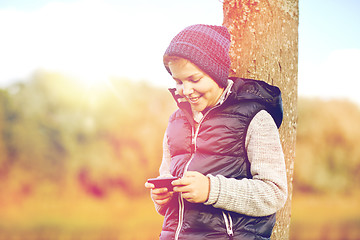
<box><xmin>204</xmin><ymin>174</ymin><xmax>220</xmax><ymax>205</ymax></box>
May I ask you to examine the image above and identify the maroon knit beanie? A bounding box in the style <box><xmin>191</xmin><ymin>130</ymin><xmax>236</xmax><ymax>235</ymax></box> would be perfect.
<box><xmin>164</xmin><ymin>24</ymin><xmax>231</xmax><ymax>88</ymax></box>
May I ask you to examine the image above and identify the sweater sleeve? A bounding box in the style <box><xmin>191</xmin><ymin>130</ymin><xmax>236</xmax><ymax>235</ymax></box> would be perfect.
<box><xmin>152</xmin><ymin>131</ymin><xmax>173</xmax><ymax>216</ymax></box>
<box><xmin>204</xmin><ymin>110</ymin><xmax>288</xmax><ymax>217</ymax></box>
<box><xmin>159</xmin><ymin>131</ymin><xmax>171</xmax><ymax>176</ymax></box>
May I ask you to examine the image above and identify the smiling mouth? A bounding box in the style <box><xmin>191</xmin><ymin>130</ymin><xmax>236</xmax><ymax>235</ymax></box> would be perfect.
<box><xmin>187</xmin><ymin>96</ymin><xmax>201</xmax><ymax>104</ymax></box>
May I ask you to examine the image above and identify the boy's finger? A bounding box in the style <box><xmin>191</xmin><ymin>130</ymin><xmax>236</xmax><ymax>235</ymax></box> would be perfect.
<box><xmin>173</xmin><ymin>185</ymin><xmax>191</xmax><ymax>193</ymax></box>
<box><xmin>152</xmin><ymin>187</ymin><xmax>169</xmax><ymax>194</ymax></box>
<box><xmin>173</xmin><ymin>176</ymin><xmax>194</xmax><ymax>186</ymax></box>
<box><xmin>183</xmin><ymin>171</ymin><xmax>198</xmax><ymax>177</ymax></box>
<box><xmin>154</xmin><ymin>198</ymin><xmax>170</xmax><ymax>205</ymax></box>
<box><xmin>145</xmin><ymin>182</ymin><xmax>155</xmax><ymax>189</ymax></box>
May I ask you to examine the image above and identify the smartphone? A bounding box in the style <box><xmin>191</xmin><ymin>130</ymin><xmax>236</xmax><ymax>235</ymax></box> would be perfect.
<box><xmin>147</xmin><ymin>176</ymin><xmax>179</xmax><ymax>191</ymax></box>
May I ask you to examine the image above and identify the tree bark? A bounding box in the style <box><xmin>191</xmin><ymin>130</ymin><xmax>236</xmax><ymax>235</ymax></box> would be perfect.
<box><xmin>222</xmin><ymin>0</ymin><xmax>298</xmax><ymax>239</ymax></box>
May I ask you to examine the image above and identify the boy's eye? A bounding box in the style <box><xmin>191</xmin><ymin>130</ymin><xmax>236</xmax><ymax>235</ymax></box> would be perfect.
<box><xmin>173</xmin><ymin>76</ymin><xmax>202</xmax><ymax>85</ymax></box>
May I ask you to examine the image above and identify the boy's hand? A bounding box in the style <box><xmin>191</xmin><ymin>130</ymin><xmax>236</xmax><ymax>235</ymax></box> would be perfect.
<box><xmin>172</xmin><ymin>171</ymin><xmax>210</xmax><ymax>203</ymax></box>
<box><xmin>145</xmin><ymin>175</ymin><xmax>175</xmax><ymax>206</ymax></box>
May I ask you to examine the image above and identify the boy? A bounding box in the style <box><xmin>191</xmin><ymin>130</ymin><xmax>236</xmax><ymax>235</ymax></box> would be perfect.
<box><xmin>145</xmin><ymin>24</ymin><xmax>287</xmax><ymax>240</ymax></box>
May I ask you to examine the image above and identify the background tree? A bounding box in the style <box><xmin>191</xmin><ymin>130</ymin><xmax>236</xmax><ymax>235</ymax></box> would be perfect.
<box><xmin>222</xmin><ymin>0</ymin><xmax>299</xmax><ymax>239</ymax></box>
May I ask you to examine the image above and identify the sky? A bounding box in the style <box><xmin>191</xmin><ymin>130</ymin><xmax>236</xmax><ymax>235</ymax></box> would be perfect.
<box><xmin>0</xmin><ymin>0</ymin><xmax>359</xmax><ymax>105</ymax></box>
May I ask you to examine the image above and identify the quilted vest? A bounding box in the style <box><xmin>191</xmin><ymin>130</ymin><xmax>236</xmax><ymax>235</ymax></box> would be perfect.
<box><xmin>160</xmin><ymin>78</ymin><xmax>283</xmax><ymax>240</ymax></box>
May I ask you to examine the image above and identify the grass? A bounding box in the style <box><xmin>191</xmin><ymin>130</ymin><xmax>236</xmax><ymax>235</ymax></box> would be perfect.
<box><xmin>0</xmin><ymin>184</ymin><xmax>164</xmax><ymax>240</ymax></box>
<box><xmin>1</xmin><ymin>183</ymin><xmax>359</xmax><ymax>240</ymax></box>
<box><xmin>290</xmin><ymin>191</ymin><xmax>360</xmax><ymax>240</ymax></box>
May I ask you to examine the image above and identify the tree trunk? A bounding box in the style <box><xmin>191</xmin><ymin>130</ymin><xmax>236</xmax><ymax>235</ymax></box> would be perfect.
<box><xmin>222</xmin><ymin>0</ymin><xmax>298</xmax><ymax>239</ymax></box>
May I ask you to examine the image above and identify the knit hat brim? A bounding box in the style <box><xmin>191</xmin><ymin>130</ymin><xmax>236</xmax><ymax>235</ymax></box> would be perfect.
<box><xmin>164</xmin><ymin>24</ymin><xmax>231</xmax><ymax>88</ymax></box>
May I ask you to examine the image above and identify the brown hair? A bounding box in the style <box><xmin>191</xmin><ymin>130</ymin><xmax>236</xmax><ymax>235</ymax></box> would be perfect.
<box><xmin>163</xmin><ymin>56</ymin><xmax>189</xmax><ymax>73</ymax></box>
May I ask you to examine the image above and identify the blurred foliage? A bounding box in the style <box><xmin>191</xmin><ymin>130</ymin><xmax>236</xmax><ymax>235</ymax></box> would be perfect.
<box><xmin>1</xmin><ymin>72</ymin><xmax>360</xmax><ymax>198</ymax></box>
<box><xmin>1</xmin><ymin>71</ymin><xmax>360</xmax><ymax>239</ymax></box>
<box><xmin>0</xmin><ymin>71</ymin><xmax>176</xmax><ymax>201</ymax></box>
<box><xmin>295</xmin><ymin>97</ymin><xmax>360</xmax><ymax>194</ymax></box>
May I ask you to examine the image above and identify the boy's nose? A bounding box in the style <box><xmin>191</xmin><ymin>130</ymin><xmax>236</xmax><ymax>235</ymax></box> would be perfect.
<box><xmin>182</xmin><ymin>82</ymin><xmax>194</xmax><ymax>96</ymax></box>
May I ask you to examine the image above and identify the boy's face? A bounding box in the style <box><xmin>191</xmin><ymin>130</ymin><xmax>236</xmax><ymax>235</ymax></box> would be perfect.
<box><xmin>168</xmin><ymin>58</ymin><xmax>224</xmax><ymax>112</ymax></box>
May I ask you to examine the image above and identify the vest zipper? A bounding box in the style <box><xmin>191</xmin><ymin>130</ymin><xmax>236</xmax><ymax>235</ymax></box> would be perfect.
<box><xmin>174</xmin><ymin>104</ymin><xmax>222</xmax><ymax>240</ymax></box>
<box><xmin>174</xmin><ymin>193</ymin><xmax>184</xmax><ymax>240</ymax></box>
<box><xmin>222</xmin><ymin>211</ymin><xmax>234</xmax><ymax>239</ymax></box>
